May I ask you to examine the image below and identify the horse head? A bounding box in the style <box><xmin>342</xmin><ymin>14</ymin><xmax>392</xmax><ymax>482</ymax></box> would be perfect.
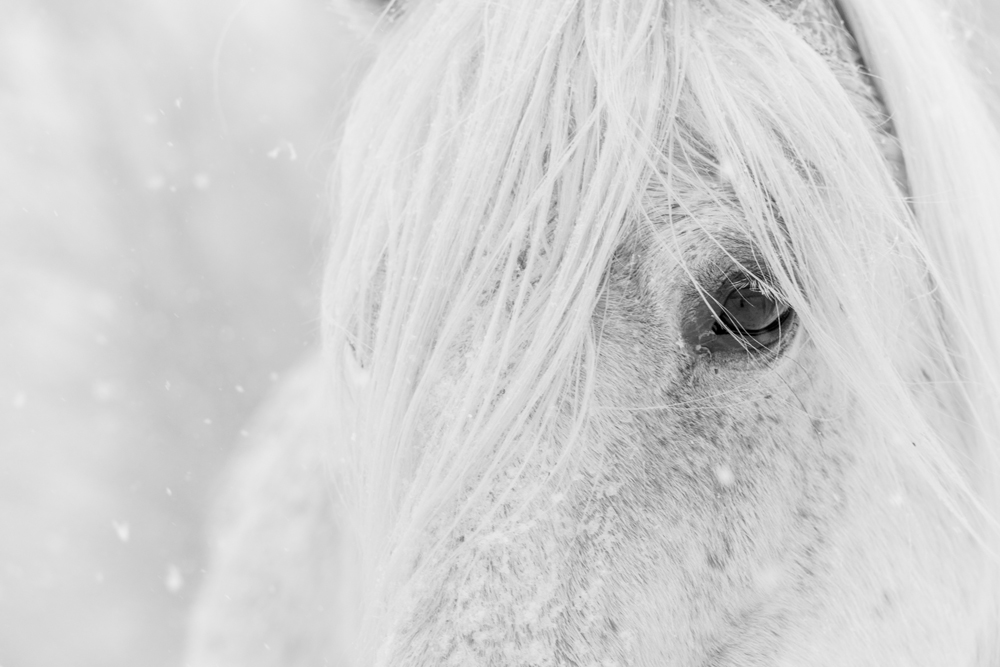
<box><xmin>190</xmin><ymin>0</ymin><xmax>1000</xmax><ymax>664</ymax></box>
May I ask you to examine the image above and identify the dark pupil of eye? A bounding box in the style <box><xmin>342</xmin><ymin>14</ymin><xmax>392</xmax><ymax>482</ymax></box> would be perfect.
<box><xmin>712</xmin><ymin>287</ymin><xmax>786</xmax><ymax>337</ymax></box>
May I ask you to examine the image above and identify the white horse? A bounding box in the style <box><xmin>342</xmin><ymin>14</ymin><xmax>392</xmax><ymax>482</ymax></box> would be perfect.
<box><xmin>187</xmin><ymin>0</ymin><xmax>1000</xmax><ymax>664</ymax></box>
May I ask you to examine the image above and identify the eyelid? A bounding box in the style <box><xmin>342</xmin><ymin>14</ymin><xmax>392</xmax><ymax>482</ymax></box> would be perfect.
<box><xmin>717</xmin><ymin>259</ymin><xmax>784</xmax><ymax>300</ymax></box>
<box><xmin>727</xmin><ymin>274</ymin><xmax>764</xmax><ymax>293</ymax></box>
<box><xmin>681</xmin><ymin>240</ymin><xmax>789</xmax><ymax>310</ymax></box>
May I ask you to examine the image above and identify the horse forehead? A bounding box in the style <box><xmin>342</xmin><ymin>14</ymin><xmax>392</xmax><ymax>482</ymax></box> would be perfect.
<box><xmin>769</xmin><ymin>0</ymin><xmax>857</xmax><ymax>59</ymax></box>
<box><xmin>772</xmin><ymin>0</ymin><xmax>905</xmax><ymax>173</ymax></box>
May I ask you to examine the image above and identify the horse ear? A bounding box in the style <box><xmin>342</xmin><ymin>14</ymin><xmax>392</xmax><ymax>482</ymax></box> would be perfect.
<box><xmin>333</xmin><ymin>0</ymin><xmax>407</xmax><ymax>38</ymax></box>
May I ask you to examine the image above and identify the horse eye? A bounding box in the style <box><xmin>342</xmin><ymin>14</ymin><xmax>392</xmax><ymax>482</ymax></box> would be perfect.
<box><xmin>709</xmin><ymin>281</ymin><xmax>793</xmax><ymax>350</ymax></box>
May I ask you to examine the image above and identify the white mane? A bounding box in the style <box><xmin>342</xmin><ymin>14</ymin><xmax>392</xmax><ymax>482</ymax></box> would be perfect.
<box><xmin>323</xmin><ymin>0</ymin><xmax>1000</xmax><ymax>659</ymax></box>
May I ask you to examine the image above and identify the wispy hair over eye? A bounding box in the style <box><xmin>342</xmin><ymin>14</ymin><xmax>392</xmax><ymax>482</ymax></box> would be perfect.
<box><xmin>323</xmin><ymin>0</ymin><xmax>1000</xmax><ymax>654</ymax></box>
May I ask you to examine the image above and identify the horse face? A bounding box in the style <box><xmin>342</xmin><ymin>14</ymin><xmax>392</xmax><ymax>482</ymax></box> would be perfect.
<box><xmin>377</xmin><ymin>251</ymin><xmax>980</xmax><ymax>666</ymax></box>
<box><xmin>334</xmin><ymin>0</ymin><xmax>995</xmax><ymax>664</ymax></box>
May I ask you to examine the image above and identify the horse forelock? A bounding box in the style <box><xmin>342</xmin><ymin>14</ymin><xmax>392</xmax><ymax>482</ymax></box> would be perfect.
<box><xmin>325</xmin><ymin>0</ymin><xmax>1000</xmax><ymax>656</ymax></box>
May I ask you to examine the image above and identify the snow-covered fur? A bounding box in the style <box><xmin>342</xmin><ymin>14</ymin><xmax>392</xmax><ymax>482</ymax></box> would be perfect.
<box><xmin>188</xmin><ymin>0</ymin><xmax>1000</xmax><ymax>664</ymax></box>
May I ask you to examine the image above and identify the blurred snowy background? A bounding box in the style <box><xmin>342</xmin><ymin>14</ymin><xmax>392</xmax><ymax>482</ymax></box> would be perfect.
<box><xmin>0</xmin><ymin>0</ymin><xmax>366</xmax><ymax>664</ymax></box>
<box><xmin>0</xmin><ymin>1</ymin><xmax>997</xmax><ymax>666</ymax></box>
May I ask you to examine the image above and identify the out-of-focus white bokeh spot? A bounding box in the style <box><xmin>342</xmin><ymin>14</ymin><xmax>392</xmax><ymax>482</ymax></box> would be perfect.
<box><xmin>165</xmin><ymin>564</ymin><xmax>184</xmax><ymax>593</ymax></box>
<box><xmin>113</xmin><ymin>521</ymin><xmax>130</xmax><ymax>543</ymax></box>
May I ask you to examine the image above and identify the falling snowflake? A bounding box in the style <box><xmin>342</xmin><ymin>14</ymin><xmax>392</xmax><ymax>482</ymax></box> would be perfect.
<box><xmin>112</xmin><ymin>521</ymin><xmax>130</xmax><ymax>543</ymax></box>
<box><xmin>165</xmin><ymin>564</ymin><xmax>184</xmax><ymax>593</ymax></box>
<box><xmin>713</xmin><ymin>465</ymin><xmax>735</xmax><ymax>487</ymax></box>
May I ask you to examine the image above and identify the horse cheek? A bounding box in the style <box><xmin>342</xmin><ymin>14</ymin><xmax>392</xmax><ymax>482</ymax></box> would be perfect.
<box><xmin>579</xmin><ymin>327</ymin><xmax>855</xmax><ymax>663</ymax></box>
